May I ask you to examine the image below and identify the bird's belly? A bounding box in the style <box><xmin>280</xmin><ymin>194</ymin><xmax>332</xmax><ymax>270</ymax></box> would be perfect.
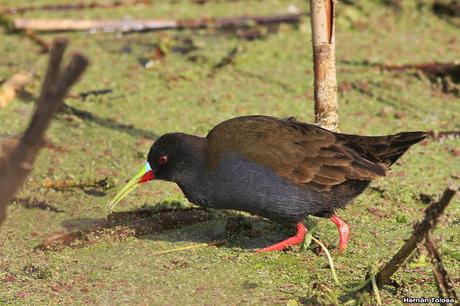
<box><xmin>200</xmin><ymin>153</ymin><xmax>318</xmax><ymax>223</ymax></box>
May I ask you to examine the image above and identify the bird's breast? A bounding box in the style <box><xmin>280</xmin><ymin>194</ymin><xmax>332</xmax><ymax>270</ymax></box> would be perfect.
<box><xmin>178</xmin><ymin>152</ymin><xmax>320</xmax><ymax>223</ymax></box>
<box><xmin>179</xmin><ymin>185</ymin><xmax>212</xmax><ymax>208</ymax></box>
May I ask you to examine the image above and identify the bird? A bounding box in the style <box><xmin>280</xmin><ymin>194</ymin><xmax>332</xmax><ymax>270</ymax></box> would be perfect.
<box><xmin>108</xmin><ymin>115</ymin><xmax>427</xmax><ymax>252</ymax></box>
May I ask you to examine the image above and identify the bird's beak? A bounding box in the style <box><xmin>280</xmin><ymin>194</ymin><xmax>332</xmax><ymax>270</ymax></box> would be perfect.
<box><xmin>107</xmin><ymin>162</ymin><xmax>154</xmax><ymax>212</ymax></box>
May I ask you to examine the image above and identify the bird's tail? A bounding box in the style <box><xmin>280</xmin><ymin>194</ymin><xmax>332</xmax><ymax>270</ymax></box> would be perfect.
<box><xmin>339</xmin><ymin>131</ymin><xmax>429</xmax><ymax>166</ymax></box>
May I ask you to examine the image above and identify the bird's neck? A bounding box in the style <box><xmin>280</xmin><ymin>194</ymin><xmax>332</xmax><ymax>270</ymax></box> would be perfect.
<box><xmin>174</xmin><ymin>138</ymin><xmax>212</xmax><ymax>207</ymax></box>
<box><xmin>174</xmin><ymin>136</ymin><xmax>208</xmax><ymax>186</ymax></box>
<box><xmin>176</xmin><ymin>162</ymin><xmax>210</xmax><ymax>207</ymax></box>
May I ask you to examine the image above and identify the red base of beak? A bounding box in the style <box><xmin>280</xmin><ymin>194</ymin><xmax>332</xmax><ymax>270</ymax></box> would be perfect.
<box><xmin>139</xmin><ymin>170</ymin><xmax>154</xmax><ymax>183</ymax></box>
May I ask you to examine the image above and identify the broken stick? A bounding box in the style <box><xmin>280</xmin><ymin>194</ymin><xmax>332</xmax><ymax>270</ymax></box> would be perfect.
<box><xmin>2</xmin><ymin>0</ymin><xmax>151</xmax><ymax>14</ymax></box>
<box><xmin>341</xmin><ymin>60</ymin><xmax>460</xmax><ymax>80</ymax></box>
<box><xmin>0</xmin><ymin>38</ymin><xmax>88</xmax><ymax>226</ymax></box>
<box><xmin>41</xmin><ymin>177</ymin><xmax>115</xmax><ymax>190</ymax></box>
<box><xmin>310</xmin><ymin>0</ymin><xmax>339</xmax><ymax>132</ymax></box>
<box><xmin>0</xmin><ymin>72</ymin><xmax>32</xmax><ymax>108</ymax></box>
<box><xmin>374</xmin><ymin>185</ymin><xmax>457</xmax><ymax>288</ymax></box>
<box><xmin>424</xmin><ymin>233</ymin><xmax>459</xmax><ymax>304</ymax></box>
<box><xmin>427</xmin><ymin>130</ymin><xmax>460</xmax><ymax>142</ymax></box>
<box><xmin>0</xmin><ymin>13</ymin><xmax>49</xmax><ymax>52</ymax></box>
<box><xmin>381</xmin><ymin>62</ymin><xmax>460</xmax><ymax>79</ymax></box>
<box><xmin>13</xmin><ymin>14</ymin><xmax>302</xmax><ymax>33</ymax></box>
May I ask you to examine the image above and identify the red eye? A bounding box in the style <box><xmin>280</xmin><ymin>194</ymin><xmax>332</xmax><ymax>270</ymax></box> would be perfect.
<box><xmin>158</xmin><ymin>154</ymin><xmax>168</xmax><ymax>164</ymax></box>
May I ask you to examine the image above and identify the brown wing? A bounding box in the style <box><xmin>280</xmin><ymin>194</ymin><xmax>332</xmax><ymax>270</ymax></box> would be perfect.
<box><xmin>206</xmin><ymin>115</ymin><xmax>387</xmax><ymax>191</ymax></box>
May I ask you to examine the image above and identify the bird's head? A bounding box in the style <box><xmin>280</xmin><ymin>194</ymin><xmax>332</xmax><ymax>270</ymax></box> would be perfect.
<box><xmin>107</xmin><ymin>133</ymin><xmax>205</xmax><ymax>211</ymax></box>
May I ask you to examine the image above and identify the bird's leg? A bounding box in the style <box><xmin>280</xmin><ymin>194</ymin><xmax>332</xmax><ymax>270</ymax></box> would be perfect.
<box><xmin>256</xmin><ymin>222</ymin><xmax>307</xmax><ymax>252</ymax></box>
<box><xmin>330</xmin><ymin>215</ymin><xmax>349</xmax><ymax>252</ymax></box>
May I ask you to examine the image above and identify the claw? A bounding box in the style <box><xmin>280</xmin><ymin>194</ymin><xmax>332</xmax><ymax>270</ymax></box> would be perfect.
<box><xmin>257</xmin><ymin>222</ymin><xmax>307</xmax><ymax>252</ymax></box>
<box><xmin>330</xmin><ymin>215</ymin><xmax>349</xmax><ymax>252</ymax></box>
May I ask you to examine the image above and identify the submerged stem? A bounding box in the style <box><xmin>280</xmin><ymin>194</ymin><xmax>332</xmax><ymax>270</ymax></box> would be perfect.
<box><xmin>310</xmin><ymin>236</ymin><xmax>380</xmax><ymax>303</ymax></box>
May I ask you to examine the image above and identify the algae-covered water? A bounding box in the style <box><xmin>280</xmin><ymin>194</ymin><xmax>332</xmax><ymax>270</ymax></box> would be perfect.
<box><xmin>0</xmin><ymin>0</ymin><xmax>459</xmax><ymax>304</ymax></box>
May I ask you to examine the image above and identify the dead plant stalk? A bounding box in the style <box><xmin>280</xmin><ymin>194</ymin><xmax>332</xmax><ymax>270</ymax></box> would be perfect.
<box><xmin>310</xmin><ymin>0</ymin><xmax>338</xmax><ymax>131</ymax></box>
<box><xmin>424</xmin><ymin>233</ymin><xmax>459</xmax><ymax>304</ymax></box>
<box><xmin>374</xmin><ymin>185</ymin><xmax>457</xmax><ymax>288</ymax></box>
<box><xmin>0</xmin><ymin>38</ymin><xmax>88</xmax><ymax>225</ymax></box>
<box><xmin>13</xmin><ymin>14</ymin><xmax>302</xmax><ymax>33</ymax></box>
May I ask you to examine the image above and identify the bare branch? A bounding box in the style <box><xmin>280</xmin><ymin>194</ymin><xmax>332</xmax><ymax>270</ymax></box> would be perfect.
<box><xmin>0</xmin><ymin>12</ymin><xmax>49</xmax><ymax>52</ymax></box>
<box><xmin>0</xmin><ymin>38</ymin><xmax>88</xmax><ymax>226</ymax></box>
<box><xmin>381</xmin><ymin>62</ymin><xmax>460</xmax><ymax>76</ymax></box>
<box><xmin>374</xmin><ymin>185</ymin><xmax>458</xmax><ymax>288</ymax></box>
<box><xmin>0</xmin><ymin>72</ymin><xmax>32</xmax><ymax>108</ymax></box>
<box><xmin>2</xmin><ymin>0</ymin><xmax>151</xmax><ymax>14</ymax></box>
<box><xmin>427</xmin><ymin>130</ymin><xmax>460</xmax><ymax>142</ymax></box>
<box><xmin>13</xmin><ymin>14</ymin><xmax>302</xmax><ymax>33</ymax></box>
<box><xmin>424</xmin><ymin>233</ymin><xmax>459</xmax><ymax>304</ymax></box>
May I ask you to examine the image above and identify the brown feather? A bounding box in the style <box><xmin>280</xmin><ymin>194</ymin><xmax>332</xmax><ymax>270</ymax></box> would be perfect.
<box><xmin>206</xmin><ymin>116</ymin><xmax>390</xmax><ymax>191</ymax></box>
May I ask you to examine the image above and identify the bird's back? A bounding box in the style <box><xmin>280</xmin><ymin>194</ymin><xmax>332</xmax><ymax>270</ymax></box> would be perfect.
<box><xmin>202</xmin><ymin>115</ymin><xmax>427</xmax><ymax>220</ymax></box>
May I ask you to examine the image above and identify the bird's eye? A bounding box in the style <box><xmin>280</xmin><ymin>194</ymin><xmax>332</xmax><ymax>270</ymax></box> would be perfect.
<box><xmin>158</xmin><ymin>154</ymin><xmax>169</xmax><ymax>164</ymax></box>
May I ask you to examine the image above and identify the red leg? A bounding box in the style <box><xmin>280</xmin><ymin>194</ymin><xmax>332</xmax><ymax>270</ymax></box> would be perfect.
<box><xmin>330</xmin><ymin>215</ymin><xmax>350</xmax><ymax>252</ymax></box>
<box><xmin>257</xmin><ymin>222</ymin><xmax>307</xmax><ymax>252</ymax></box>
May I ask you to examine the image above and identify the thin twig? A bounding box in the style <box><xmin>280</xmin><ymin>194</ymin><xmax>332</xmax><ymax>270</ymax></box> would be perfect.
<box><xmin>374</xmin><ymin>185</ymin><xmax>457</xmax><ymax>288</ymax></box>
<box><xmin>41</xmin><ymin>177</ymin><xmax>115</xmax><ymax>190</ymax></box>
<box><xmin>1</xmin><ymin>0</ymin><xmax>151</xmax><ymax>14</ymax></box>
<box><xmin>0</xmin><ymin>13</ymin><xmax>49</xmax><ymax>52</ymax></box>
<box><xmin>427</xmin><ymin>130</ymin><xmax>460</xmax><ymax>142</ymax></box>
<box><xmin>381</xmin><ymin>62</ymin><xmax>460</xmax><ymax>80</ymax></box>
<box><xmin>0</xmin><ymin>72</ymin><xmax>32</xmax><ymax>108</ymax></box>
<box><xmin>341</xmin><ymin>60</ymin><xmax>460</xmax><ymax>80</ymax></box>
<box><xmin>150</xmin><ymin>240</ymin><xmax>226</xmax><ymax>256</ymax></box>
<box><xmin>311</xmin><ymin>236</ymin><xmax>372</xmax><ymax>293</ymax></box>
<box><xmin>309</xmin><ymin>235</ymin><xmax>383</xmax><ymax>304</ymax></box>
<box><xmin>208</xmin><ymin>47</ymin><xmax>239</xmax><ymax>77</ymax></box>
<box><xmin>13</xmin><ymin>14</ymin><xmax>303</xmax><ymax>33</ymax></box>
<box><xmin>424</xmin><ymin>233</ymin><xmax>459</xmax><ymax>304</ymax></box>
<box><xmin>0</xmin><ymin>38</ymin><xmax>88</xmax><ymax>226</ymax></box>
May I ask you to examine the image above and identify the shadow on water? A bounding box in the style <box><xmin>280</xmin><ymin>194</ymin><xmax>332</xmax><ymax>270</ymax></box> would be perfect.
<box><xmin>36</xmin><ymin>206</ymin><xmax>294</xmax><ymax>251</ymax></box>
<box><xmin>15</xmin><ymin>91</ymin><xmax>158</xmax><ymax>140</ymax></box>
<box><xmin>61</xmin><ymin>104</ymin><xmax>158</xmax><ymax>139</ymax></box>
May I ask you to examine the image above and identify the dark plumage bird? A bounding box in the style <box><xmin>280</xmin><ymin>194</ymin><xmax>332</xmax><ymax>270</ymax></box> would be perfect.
<box><xmin>109</xmin><ymin>115</ymin><xmax>427</xmax><ymax>252</ymax></box>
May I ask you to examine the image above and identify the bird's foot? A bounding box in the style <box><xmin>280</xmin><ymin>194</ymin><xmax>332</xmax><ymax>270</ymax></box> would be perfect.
<box><xmin>330</xmin><ymin>215</ymin><xmax>349</xmax><ymax>252</ymax></box>
<box><xmin>256</xmin><ymin>222</ymin><xmax>307</xmax><ymax>252</ymax></box>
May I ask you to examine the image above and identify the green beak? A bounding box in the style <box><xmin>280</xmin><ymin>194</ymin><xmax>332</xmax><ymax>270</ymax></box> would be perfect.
<box><xmin>107</xmin><ymin>162</ymin><xmax>154</xmax><ymax>213</ymax></box>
